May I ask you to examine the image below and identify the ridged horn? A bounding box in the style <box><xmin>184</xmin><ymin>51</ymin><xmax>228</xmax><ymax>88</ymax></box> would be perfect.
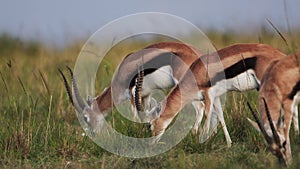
<box><xmin>135</xmin><ymin>64</ymin><xmax>144</xmax><ymax>112</ymax></box>
<box><xmin>58</xmin><ymin>68</ymin><xmax>83</xmax><ymax>112</ymax></box>
<box><xmin>247</xmin><ymin>101</ymin><xmax>273</xmax><ymax>144</ymax></box>
<box><xmin>263</xmin><ymin>98</ymin><xmax>281</xmax><ymax>145</ymax></box>
<box><xmin>66</xmin><ymin>66</ymin><xmax>86</xmax><ymax>111</ymax></box>
<box><xmin>58</xmin><ymin>68</ymin><xmax>74</xmax><ymax>105</ymax></box>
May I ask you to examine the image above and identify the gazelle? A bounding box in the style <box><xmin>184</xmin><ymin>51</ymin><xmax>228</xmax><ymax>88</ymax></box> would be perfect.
<box><xmin>150</xmin><ymin>43</ymin><xmax>287</xmax><ymax>147</ymax></box>
<box><xmin>59</xmin><ymin>42</ymin><xmax>203</xmax><ymax>133</ymax></box>
<box><xmin>247</xmin><ymin>52</ymin><xmax>300</xmax><ymax>165</ymax></box>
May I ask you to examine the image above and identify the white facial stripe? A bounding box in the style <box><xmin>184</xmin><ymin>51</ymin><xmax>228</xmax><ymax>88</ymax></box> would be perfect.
<box><xmin>264</xmin><ymin>123</ymin><xmax>286</xmax><ymax>144</ymax></box>
<box><xmin>84</xmin><ymin>114</ymin><xmax>90</xmax><ymax>123</ymax></box>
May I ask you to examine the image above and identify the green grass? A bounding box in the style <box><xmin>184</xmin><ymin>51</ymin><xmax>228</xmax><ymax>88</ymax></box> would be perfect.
<box><xmin>0</xmin><ymin>31</ymin><xmax>300</xmax><ymax>168</ymax></box>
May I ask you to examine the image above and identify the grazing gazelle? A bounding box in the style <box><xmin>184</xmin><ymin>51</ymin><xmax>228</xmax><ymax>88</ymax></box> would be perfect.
<box><xmin>247</xmin><ymin>52</ymin><xmax>300</xmax><ymax>165</ymax></box>
<box><xmin>150</xmin><ymin>43</ymin><xmax>287</xmax><ymax>147</ymax></box>
<box><xmin>60</xmin><ymin>42</ymin><xmax>204</xmax><ymax>133</ymax></box>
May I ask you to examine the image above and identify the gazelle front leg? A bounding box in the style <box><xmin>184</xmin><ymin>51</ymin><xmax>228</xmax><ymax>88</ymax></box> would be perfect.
<box><xmin>291</xmin><ymin>92</ymin><xmax>300</xmax><ymax>135</ymax></box>
<box><xmin>199</xmin><ymin>91</ymin><xmax>215</xmax><ymax>143</ymax></box>
<box><xmin>131</xmin><ymin>104</ymin><xmax>139</xmax><ymax>121</ymax></box>
<box><xmin>292</xmin><ymin>105</ymin><xmax>299</xmax><ymax>135</ymax></box>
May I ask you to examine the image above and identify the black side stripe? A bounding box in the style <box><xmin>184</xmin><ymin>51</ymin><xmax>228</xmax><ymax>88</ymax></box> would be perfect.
<box><xmin>207</xmin><ymin>57</ymin><xmax>257</xmax><ymax>86</ymax></box>
<box><xmin>123</xmin><ymin>52</ymin><xmax>177</xmax><ymax>89</ymax></box>
<box><xmin>288</xmin><ymin>80</ymin><xmax>300</xmax><ymax>100</ymax></box>
<box><xmin>129</xmin><ymin>68</ymin><xmax>157</xmax><ymax>88</ymax></box>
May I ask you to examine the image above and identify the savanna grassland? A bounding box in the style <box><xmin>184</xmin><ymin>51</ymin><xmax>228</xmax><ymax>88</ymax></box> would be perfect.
<box><xmin>0</xmin><ymin>29</ymin><xmax>300</xmax><ymax>169</ymax></box>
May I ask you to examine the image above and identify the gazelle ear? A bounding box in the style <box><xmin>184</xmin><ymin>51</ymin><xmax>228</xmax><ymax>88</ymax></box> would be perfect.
<box><xmin>87</xmin><ymin>95</ymin><xmax>93</xmax><ymax>106</ymax></box>
<box><xmin>247</xmin><ymin>118</ymin><xmax>261</xmax><ymax>132</ymax></box>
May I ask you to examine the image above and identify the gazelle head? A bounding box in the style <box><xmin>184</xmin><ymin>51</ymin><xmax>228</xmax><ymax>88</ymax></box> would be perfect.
<box><xmin>59</xmin><ymin>67</ymin><xmax>109</xmax><ymax>135</ymax></box>
<box><xmin>81</xmin><ymin>93</ymin><xmax>109</xmax><ymax>135</ymax></box>
<box><xmin>247</xmin><ymin>98</ymin><xmax>288</xmax><ymax>166</ymax></box>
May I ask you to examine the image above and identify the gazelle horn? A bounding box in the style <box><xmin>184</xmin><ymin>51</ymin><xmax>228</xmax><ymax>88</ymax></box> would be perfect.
<box><xmin>247</xmin><ymin>101</ymin><xmax>273</xmax><ymax>144</ymax></box>
<box><xmin>58</xmin><ymin>68</ymin><xmax>74</xmax><ymax>105</ymax></box>
<box><xmin>262</xmin><ymin>98</ymin><xmax>281</xmax><ymax>145</ymax></box>
<box><xmin>66</xmin><ymin>66</ymin><xmax>87</xmax><ymax>111</ymax></box>
<box><xmin>135</xmin><ymin>63</ymin><xmax>144</xmax><ymax>112</ymax></box>
<box><xmin>58</xmin><ymin>68</ymin><xmax>83</xmax><ymax>112</ymax></box>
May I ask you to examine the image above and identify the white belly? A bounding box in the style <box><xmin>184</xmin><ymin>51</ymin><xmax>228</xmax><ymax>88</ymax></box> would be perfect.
<box><xmin>141</xmin><ymin>65</ymin><xmax>176</xmax><ymax>96</ymax></box>
<box><xmin>228</xmin><ymin>69</ymin><xmax>260</xmax><ymax>91</ymax></box>
<box><xmin>209</xmin><ymin>69</ymin><xmax>260</xmax><ymax>98</ymax></box>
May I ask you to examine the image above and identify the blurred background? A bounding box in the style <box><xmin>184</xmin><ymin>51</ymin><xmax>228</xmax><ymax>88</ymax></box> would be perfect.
<box><xmin>1</xmin><ymin>0</ymin><xmax>299</xmax><ymax>46</ymax></box>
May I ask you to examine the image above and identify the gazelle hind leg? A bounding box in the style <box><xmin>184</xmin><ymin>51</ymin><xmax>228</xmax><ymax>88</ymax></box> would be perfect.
<box><xmin>214</xmin><ymin>97</ymin><xmax>232</xmax><ymax>147</ymax></box>
<box><xmin>131</xmin><ymin>104</ymin><xmax>140</xmax><ymax>122</ymax></box>
<box><xmin>192</xmin><ymin>101</ymin><xmax>205</xmax><ymax>135</ymax></box>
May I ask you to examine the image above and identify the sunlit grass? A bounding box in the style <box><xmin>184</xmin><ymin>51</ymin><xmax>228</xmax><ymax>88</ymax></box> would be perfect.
<box><xmin>0</xmin><ymin>31</ymin><xmax>299</xmax><ymax>168</ymax></box>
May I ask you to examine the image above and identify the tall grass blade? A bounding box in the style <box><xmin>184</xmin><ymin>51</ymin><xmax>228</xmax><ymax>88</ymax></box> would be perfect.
<box><xmin>17</xmin><ymin>76</ymin><xmax>27</xmax><ymax>96</ymax></box>
<box><xmin>39</xmin><ymin>70</ymin><xmax>50</xmax><ymax>95</ymax></box>
<box><xmin>283</xmin><ymin>0</ymin><xmax>292</xmax><ymax>38</ymax></box>
<box><xmin>266</xmin><ymin>19</ymin><xmax>289</xmax><ymax>48</ymax></box>
<box><xmin>44</xmin><ymin>95</ymin><xmax>52</xmax><ymax>149</ymax></box>
<box><xmin>0</xmin><ymin>70</ymin><xmax>8</xmax><ymax>94</ymax></box>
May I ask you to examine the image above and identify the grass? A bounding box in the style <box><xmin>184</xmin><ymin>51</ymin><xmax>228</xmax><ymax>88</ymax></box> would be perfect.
<box><xmin>0</xmin><ymin>30</ymin><xmax>300</xmax><ymax>168</ymax></box>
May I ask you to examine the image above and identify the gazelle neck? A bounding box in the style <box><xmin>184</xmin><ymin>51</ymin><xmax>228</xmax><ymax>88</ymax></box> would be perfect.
<box><xmin>95</xmin><ymin>86</ymin><xmax>113</xmax><ymax>114</ymax></box>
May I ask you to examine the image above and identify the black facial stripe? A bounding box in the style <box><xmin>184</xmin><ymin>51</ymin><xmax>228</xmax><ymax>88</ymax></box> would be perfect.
<box><xmin>288</xmin><ymin>80</ymin><xmax>300</xmax><ymax>100</ymax></box>
<box><xmin>207</xmin><ymin>57</ymin><xmax>257</xmax><ymax>86</ymax></box>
